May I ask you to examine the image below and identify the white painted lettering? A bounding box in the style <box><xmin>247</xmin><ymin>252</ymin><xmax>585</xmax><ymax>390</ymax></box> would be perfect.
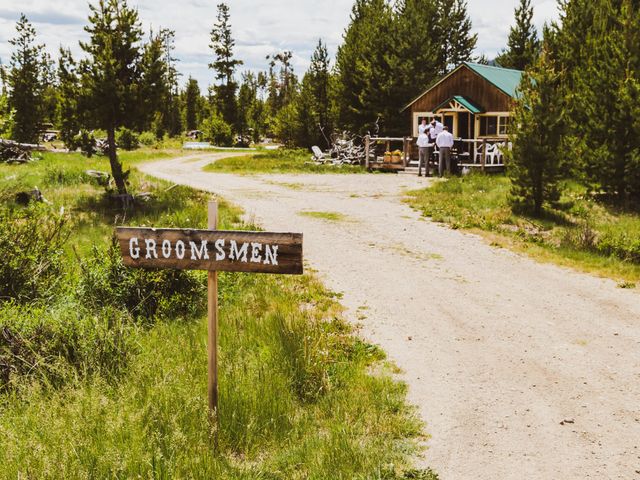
<box><xmin>215</xmin><ymin>239</ymin><xmax>226</xmax><ymax>261</ymax></box>
<box><xmin>229</xmin><ymin>240</ymin><xmax>249</xmax><ymax>262</ymax></box>
<box><xmin>129</xmin><ymin>237</ymin><xmax>140</xmax><ymax>259</ymax></box>
<box><xmin>175</xmin><ymin>240</ymin><xmax>186</xmax><ymax>259</ymax></box>
<box><xmin>189</xmin><ymin>240</ymin><xmax>210</xmax><ymax>260</ymax></box>
<box><xmin>162</xmin><ymin>240</ymin><xmax>172</xmax><ymax>258</ymax></box>
<box><xmin>264</xmin><ymin>244</ymin><xmax>279</xmax><ymax>265</ymax></box>
<box><xmin>250</xmin><ymin>242</ymin><xmax>263</xmax><ymax>263</ymax></box>
<box><xmin>145</xmin><ymin>239</ymin><xmax>158</xmax><ymax>259</ymax></box>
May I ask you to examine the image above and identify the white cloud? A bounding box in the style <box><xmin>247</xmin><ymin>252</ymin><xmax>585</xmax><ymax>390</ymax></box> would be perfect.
<box><xmin>0</xmin><ymin>0</ymin><xmax>560</xmax><ymax>88</ymax></box>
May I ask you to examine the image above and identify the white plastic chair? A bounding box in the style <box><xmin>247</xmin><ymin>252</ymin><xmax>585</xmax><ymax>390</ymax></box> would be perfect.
<box><xmin>311</xmin><ymin>145</ymin><xmax>328</xmax><ymax>163</ymax></box>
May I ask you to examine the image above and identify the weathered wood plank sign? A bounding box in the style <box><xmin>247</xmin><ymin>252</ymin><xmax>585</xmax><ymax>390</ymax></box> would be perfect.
<box><xmin>116</xmin><ymin>228</ymin><xmax>303</xmax><ymax>274</ymax></box>
<box><xmin>115</xmin><ymin>201</ymin><xmax>304</xmax><ymax>424</ymax></box>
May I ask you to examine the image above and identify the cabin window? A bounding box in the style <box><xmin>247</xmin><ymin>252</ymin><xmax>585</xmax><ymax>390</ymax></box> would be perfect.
<box><xmin>498</xmin><ymin>116</ymin><xmax>511</xmax><ymax>135</ymax></box>
<box><xmin>479</xmin><ymin>115</ymin><xmax>510</xmax><ymax>137</ymax></box>
<box><xmin>480</xmin><ymin>116</ymin><xmax>498</xmax><ymax>136</ymax></box>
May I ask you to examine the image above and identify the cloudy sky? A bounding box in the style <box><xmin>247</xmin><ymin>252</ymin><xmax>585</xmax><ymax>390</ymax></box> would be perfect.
<box><xmin>0</xmin><ymin>0</ymin><xmax>560</xmax><ymax>89</ymax></box>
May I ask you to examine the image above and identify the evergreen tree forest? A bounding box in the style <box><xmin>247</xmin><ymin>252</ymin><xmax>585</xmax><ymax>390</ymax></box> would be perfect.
<box><xmin>0</xmin><ymin>0</ymin><xmax>639</xmax><ymax>210</ymax></box>
<box><xmin>0</xmin><ymin>0</ymin><xmax>477</xmax><ymax>152</ymax></box>
<box><xmin>509</xmin><ymin>0</ymin><xmax>640</xmax><ymax>212</ymax></box>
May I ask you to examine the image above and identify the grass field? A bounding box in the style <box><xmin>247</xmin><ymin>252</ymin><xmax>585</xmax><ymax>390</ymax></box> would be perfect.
<box><xmin>407</xmin><ymin>173</ymin><xmax>640</xmax><ymax>285</ymax></box>
<box><xmin>0</xmin><ymin>152</ymin><xmax>434</xmax><ymax>479</ymax></box>
<box><xmin>204</xmin><ymin>149</ymin><xmax>367</xmax><ymax>174</ymax></box>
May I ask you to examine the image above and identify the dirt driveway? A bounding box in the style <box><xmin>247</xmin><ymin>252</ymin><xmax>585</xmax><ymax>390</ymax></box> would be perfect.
<box><xmin>140</xmin><ymin>153</ymin><xmax>640</xmax><ymax>479</ymax></box>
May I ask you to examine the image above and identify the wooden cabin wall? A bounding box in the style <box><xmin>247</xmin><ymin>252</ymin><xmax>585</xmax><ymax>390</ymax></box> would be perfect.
<box><xmin>410</xmin><ymin>66</ymin><xmax>513</xmax><ymax>114</ymax></box>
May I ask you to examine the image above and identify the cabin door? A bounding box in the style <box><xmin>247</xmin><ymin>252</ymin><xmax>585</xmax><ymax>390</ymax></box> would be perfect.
<box><xmin>442</xmin><ymin>114</ymin><xmax>455</xmax><ymax>134</ymax></box>
<box><xmin>457</xmin><ymin>112</ymin><xmax>475</xmax><ymax>140</ymax></box>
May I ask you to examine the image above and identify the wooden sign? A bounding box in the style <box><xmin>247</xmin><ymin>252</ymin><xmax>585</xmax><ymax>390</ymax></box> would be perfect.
<box><xmin>116</xmin><ymin>202</ymin><xmax>304</xmax><ymax>426</ymax></box>
<box><xmin>116</xmin><ymin>228</ymin><xmax>303</xmax><ymax>274</ymax></box>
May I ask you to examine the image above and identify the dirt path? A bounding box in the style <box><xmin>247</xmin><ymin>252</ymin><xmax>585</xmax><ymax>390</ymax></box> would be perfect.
<box><xmin>140</xmin><ymin>154</ymin><xmax>640</xmax><ymax>479</ymax></box>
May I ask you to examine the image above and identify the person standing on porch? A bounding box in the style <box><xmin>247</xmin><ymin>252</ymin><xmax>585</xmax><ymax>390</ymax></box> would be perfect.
<box><xmin>419</xmin><ymin>118</ymin><xmax>429</xmax><ymax>135</ymax></box>
<box><xmin>416</xmin><ymin>127</ymin><xmax>430</xmax><ymax>176</ymax></box>
<box><xmin>436</xmin><ymin>126</ymin><xmax>454</xmax><ymax>176</ymax></box>
<box><xmin>428</xmin><ymin>119</ymin><xmax>441</xmax><ymax>144</ymax></box>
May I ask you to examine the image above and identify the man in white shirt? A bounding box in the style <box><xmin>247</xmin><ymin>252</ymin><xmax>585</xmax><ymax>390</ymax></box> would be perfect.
<box><xmin>418</xmin><ymin>118</ymin><xmax>429</xmax><ymax>135</ymax></box>
<box><xmin>416</xmin><ymin>129</ymin><xmax>430</xmax><ymax>176</ymax></box>
<box><xmin>436</xmin><ymin>126</ymin><xmax>454</xmax><ymax>177</ymax></box>
<box><xmin>428</xmin><ymin>119</ymin><xmax>440</xmax><ymax>144</ymax></box>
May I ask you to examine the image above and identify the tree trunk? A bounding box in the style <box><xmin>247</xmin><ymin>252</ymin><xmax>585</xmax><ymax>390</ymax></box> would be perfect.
<box><xmin>107</xmin><ymin>127</ymin><xmax>127</xmax><ymax>195</ymax></box>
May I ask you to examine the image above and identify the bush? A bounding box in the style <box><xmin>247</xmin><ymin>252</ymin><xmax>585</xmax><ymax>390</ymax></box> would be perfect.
<box><xmin>596</xmin><ymin>232</ymin><xmax>640</xmax><ymax>263</ymax></box>
<box><xmin>0</xmin><ymin>302</ymin><xmax>137</xmax><ymax>391</ymax></box>
<box><xmin>201</xmin><ymin>112</ymin><xmax>233</xmax><ymax>147</ymax></box>
<box><xmin>74</xmin><ymin>129</ymin><xmax>97</xmax><ymax>157</ymax></box>
<box><xmin>138</xmin><ymin>131</ymin><xmax>157</xmax><ymax>147</ymax></box>
<box><xmin>115</xmin><ymin>127</ymin><xmax>140</xmax><ymax>151</ymax></box>
<box><xmin>0</xmin><ymin>205</ymin><xmax>68</xmax><ymax>303</ymax></box>
<box><xmin>77</xmin><ymin>239</ymin><xmax>206</xmax><ymax>321</ymax></box>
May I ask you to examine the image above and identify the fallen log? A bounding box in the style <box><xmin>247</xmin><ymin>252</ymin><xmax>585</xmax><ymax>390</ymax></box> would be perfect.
<box><xmin>0</xmin><ymin>139</ymin><xmax>45</xmax><ymax>164</ymax></box>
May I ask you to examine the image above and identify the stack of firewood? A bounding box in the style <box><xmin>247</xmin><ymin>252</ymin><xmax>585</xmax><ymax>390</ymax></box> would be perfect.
<box><xmin>0</xmin><ymin>139</ymin><xmax>45</xmax><ymax>164</ymax></box>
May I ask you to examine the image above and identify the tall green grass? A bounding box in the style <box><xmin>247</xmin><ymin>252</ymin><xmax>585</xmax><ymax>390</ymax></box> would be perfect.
<box><xmin>205</xmin><ymin>149</ymin><xmax>366</xmax><ymax>174</ymax></box>
<box><xmin>407</xmin><ymin>173</ymin><xmax>640</xmax><ymax>283</ymax></box>
<box><xmin>0</xmin><ymin>152</ymin><xmax>432</xmax><ymax>479</ymax></box>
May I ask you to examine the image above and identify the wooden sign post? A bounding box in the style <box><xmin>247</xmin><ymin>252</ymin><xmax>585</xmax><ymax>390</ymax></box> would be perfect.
<box><xmin>116</xmin><ymin>201</ymin><xmax>303</xmax><ymax>421</ymax></box>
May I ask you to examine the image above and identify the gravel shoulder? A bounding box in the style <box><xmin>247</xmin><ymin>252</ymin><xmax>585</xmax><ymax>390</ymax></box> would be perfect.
<box><xmin>140</xmin><ymin>153</ymin><xmax>640</xmax><ymax>480</ymax></box>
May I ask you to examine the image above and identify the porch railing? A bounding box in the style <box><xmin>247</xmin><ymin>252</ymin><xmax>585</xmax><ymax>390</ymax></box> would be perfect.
<box><xmin>407</xmin><ymin>137</ymin><xmax>511</xmax><ymax>170</ymax></box>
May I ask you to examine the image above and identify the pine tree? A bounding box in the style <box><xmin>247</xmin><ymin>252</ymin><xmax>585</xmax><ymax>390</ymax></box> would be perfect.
<box><xmin>292</xmin><ymin>40</ymin><xmax>333</xmax><ymax>147</ymax></box>
<box><xmin>56</xmin><ymin>48</ymin><xmax>80</xmax><ymax>148</ymax></box>
<box><xmin>184</xmin><ymin>77</ymin><xmax>201</xmax><ymax>131</ymax></box>
<box><xmin>508</xmin><ymin>45</ymin><xmax>564</xmax><ymax>216</ymax></box>
<box><xmin>335</xmin><ymin>0</ymin><xmax>394</xmax><ymax>134</ymax></box>
<box><xmin>7</xmin><ymin>14</ymin><xmax>46</xmax><ymax>143</ymax></box>
<box><xmin>433</xmin><ymin>0</ymin><xmax>477</xmax><ymax>75</ymax></box>
<box><xmin>265</xmin><ymin>51</ymin><xmax>298</xmax><ymax>139</ymax></box>
<box><xmin>158</xmin><ymin>29</ymin><xmax>182</xmax><ymax>137</ymax></box>
<box><xmin>561</xmin><ymin>0</ymin><xmax>640</xmax><ymax>205</ymax></box>
<box><xmin>237</xmin><ymin>71</ymin><xmax>267</xmax><ymax>143</ymax></box>
<box><xmin>209</xmin><ymin>3</ymin><xmax>242</xmax><ymax>128</ymax></box>
<box><xmin>308</xmin><ymin>40</ymin><xmax>331</xmax><ymax>136</ymax></box>
<box><xmin>80</xmin><ymin>0</ymin><xmax>143</xmax><ymax>195</ymax></box>
<box><xmin>495</xmin><ymin>0</ymin><xmax>540</xmax><ymax>70</ymax></box>
<box><xmin>138</xmin><ymin>30</ymin><xmax>167</xmax><ymax>133</ymax></box>
<box><xmin>390</xmin><ymin>0</ymin><xmax>441</xmax><ymax>130</ymax></box>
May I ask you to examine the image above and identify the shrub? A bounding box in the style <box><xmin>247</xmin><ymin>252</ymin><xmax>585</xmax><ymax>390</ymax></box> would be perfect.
<box><xmin>115</xmin><ymin>127</ymin><xmax>140</xmax><ymax>151</ymax></box>
<box><xmin>74</xmin><ymin>129</ymin><xmax>97</xmax><ymax>157</ymax></box>
<box><xmin>596</xmin><ymin>232</ymin><xmax>640</xmax><ymax>263</ymax></box>
<box><xmin>0</xmin><ymin>205</ymin><xmax>68</xmax><ymax>303</ymax></box>
<box><xmin>0</xmin><ymin>302</ymin><xmax>137</xmax><ymax>391</ymax></box>
<box><xmin>77</xmin><ymin>239</ymin><xmax>206</xmax><ymax>321</ymax></box>
<box><xmin>138</xmin><ymin>131</ymin><xmax>157</xmax><ymax>147</ymax></box>
<box><xmin>201</xmin><ymin>112</ymin><xmax>233</xmax><ymax>147</ymax></box>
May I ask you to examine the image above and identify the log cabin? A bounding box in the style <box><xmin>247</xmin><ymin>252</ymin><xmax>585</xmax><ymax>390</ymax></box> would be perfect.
<box><xmin>403</xmin><ymin>62</ymin><xmax>524</xmax><ymax>141</ymax></box>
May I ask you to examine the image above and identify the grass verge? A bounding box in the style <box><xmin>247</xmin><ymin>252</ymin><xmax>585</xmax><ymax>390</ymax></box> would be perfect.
<box><xmin>406</xmin><ymin>173</ymin><xmax>640</xmax><ymax>284</ymax></box>
<box><xmin>204</xmin><ymin>149</ymin><xmax>367</xmax><ymax>174</ymax></box>
<box><xmin>0</xmin><ymin>152</ymin><xmax>433</xmax><ymax>479</ymax></box>
<box><xmin>299</xmin><ymin>210</ymin><xmax>350</xmax><ymax>222</ymax></box>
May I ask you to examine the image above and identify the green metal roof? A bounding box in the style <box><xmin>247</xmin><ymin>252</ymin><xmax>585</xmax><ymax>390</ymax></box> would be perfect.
<box><xmin>434</xmin><ymin>95</ymin><xmax>483</xmax><ymax>114</ymax></box>
<box><xmin>463</xmin><ymin>62</ymin><xmax>523</xmax><ymax>99</ymax></box>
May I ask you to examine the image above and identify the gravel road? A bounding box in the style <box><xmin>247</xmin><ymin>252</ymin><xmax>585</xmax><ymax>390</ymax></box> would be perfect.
<box><xmin>140</xmin><ymin>153</ymin><xmax>640</xmax><ymax>479</ymax></box>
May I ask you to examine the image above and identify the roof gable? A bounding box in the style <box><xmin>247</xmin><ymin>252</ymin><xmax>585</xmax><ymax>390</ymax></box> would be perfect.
<box><xmin>402</xmin><ymin>63</ymin><xmax>524</xmax><ymax>112</ymax></box>
<box><xmin>433</xmin><ymin>95</ymin><xmax>483</xmax><ymax>114</ymax></box>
